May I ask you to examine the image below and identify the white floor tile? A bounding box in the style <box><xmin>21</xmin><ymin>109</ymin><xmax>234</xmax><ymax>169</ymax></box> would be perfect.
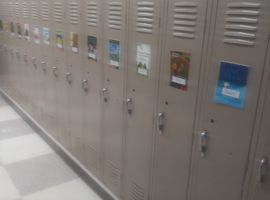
<box><xmin>0</xmin><ymin>106</ymin><xmax>21</xmax><ymax>122</ymax></box>
<box><xmin>0</xmin><ymin>134</ymin><xmax>54</xmax><ymax>165</ymax></box>
<box><xmin>0</xmin><ymin>166</ymin><xmax>21</xmax><ymax>200</ymax></box>
<box><xmin>23</xmin><ymin>179</ymin><xmax>102</xmax><ymax>200</ymax></box>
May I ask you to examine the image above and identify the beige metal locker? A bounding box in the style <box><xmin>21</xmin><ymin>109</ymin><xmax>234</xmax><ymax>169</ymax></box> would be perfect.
<box><xmin>189</xmin><ymin>1</ymin><xmax>270</xmax><ymax>200</ymax></box>
<box><xmin>152</xmin><ymin>1</ymin><xmax>209</xmax><ymax>200</ymax></box>
<box><xmin>81</xmin><ymin>0</ymin><xmax>103</xmax><ymax>179</ymax></box>
<box><xmin>66</xmin><ymin>0</ymin><xmax>84</xmax><ymax>161</ymax></box>
<box><xmin>123</xmin><ymin>1</ymin><xmax>164</xmax><ymax>200</ymax></box>
<box><xmin>102</xmin><ymin>0</ymin><xmax>128</xmax><ymax>196</ymax></box>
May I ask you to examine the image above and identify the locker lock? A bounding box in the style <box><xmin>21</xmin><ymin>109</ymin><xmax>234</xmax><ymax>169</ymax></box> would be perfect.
<box><xmin>32</xmin><ymin>57</ymin><xmax>37</xmax><ymax>66</ymax></box>
<box><xmin>23</xmin><ymin>54</ymin><xmax>27</xmax><ymax>62</ymax></box>
<box><xmin>66</xmin><ymin>72</ymin><xmax>72</xmax><ymax>84</ymax></box>
<box><xmin>258</xmin><ymin>157</ymin><xmax>268</xmax><ymax>188</ymax></box>
<box><xmin>126</xmin><ymin>98</ymin><xmax>132</xmax><ymax>115</ymax></box>
<box><xmin>53</xmin><ymin>67</ymin><xmax>58</xmax><ymax>77</ymax></box>
<box><xmin>158</xmin><ymin>112</ymin><xmax>164</xmax><ymax>134</ymax></box>
<box><xmin>200</xmin><ymin>131</ymin><xmax>208</xmax><ymax>158</ymax></box>
<box><xmin>82</xmin><ymin>79</ymin><xmax>88</xmax><ymax>92</ymax></box>
<box><xmin>102</xmin><ymin>88</ymin><xmax>108</xmax><ymax>103</ymax></box>
<box><xmin>42</xmin><ymin>62</ymin><xmax>46</xmax><ymax>72</ymax></box>
<box><xmin>16</xmin><ymin>50</ymin><xmax>20</xmax><ymax>58</ymax></box>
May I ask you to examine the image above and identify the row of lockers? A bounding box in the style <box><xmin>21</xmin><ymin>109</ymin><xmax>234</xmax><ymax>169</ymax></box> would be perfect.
<box><xmin>0</xmin><ymin>0</ymin><xmax>270</xmax><ymax>200</ymax></box>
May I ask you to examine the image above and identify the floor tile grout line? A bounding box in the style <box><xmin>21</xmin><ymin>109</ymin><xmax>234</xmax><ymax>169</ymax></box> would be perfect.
<box><xmin>0</xmin><ymin>90</ymin><xmax>115</xmax><ymax>200</ymax></box>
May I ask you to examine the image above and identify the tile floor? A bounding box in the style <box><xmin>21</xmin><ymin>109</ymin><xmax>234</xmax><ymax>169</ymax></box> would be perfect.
<box><xmin>0</xmin><ymin>96</ymin><xmax>102</xmax><ymax>200</ymax></box>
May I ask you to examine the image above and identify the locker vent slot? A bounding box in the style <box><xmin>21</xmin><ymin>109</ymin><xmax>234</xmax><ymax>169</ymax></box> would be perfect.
<box><xmin>49</xmin><ymin>115</ymin><xmax>57</xmax><ymax>133</ymax></box>
<box><xmin>40</xmin><ymin>108</ymin><xmax>47</xmax><ymax>124</ymax></box>
<box><xmin>15</xmin><ymin>3</ymin><xmax>20</xmax><ymax>18</ymax></box>
<box><xmin>42</xmin><ymin>3</ymin><xmax>50</xmax><ymax>21</ymax></box>
<box><xmin>54</xmin><ymin>2</ymin><xmax>63</xmax><ymax>23</ymax></box>
<box><xmin>73</xmin><ymin>136</ymin><xmax>82</xmax><ymax>156</ymax></box>
<box><xmin>173</xmin><ymin>2</ymin><xmax>198</xmax><ymax>39</ymax></box>
<box><xmin>60</xmin><ymin>123</ymin><xmax>69</xmax><ymax>148</ymax></box>
<box><xmin>3</xmin><ymin>3</ymin><xmax>7</xmax><ymax>16</ymax></box>
<box><xmin>87</xmin><ymin>2</ymin><xmax>98</xmax><ymax>27</ymax></box>
<box><xmin>129</xmin><ymin>180</ymin><xmax>144</xmax><ymax>200</ymax></box>
<box><xmin>30</xmin><ymin>101</ymin><xmax>36</xmax><ymax>115</ymax></box>
<box><xmin>31</xmin><ymin>3</ymin><xmax>38</xmax><ymax>20</ymax></box>
<box><xmin>87</xmin><ymin>146</ymin><xmax>99</xmax><ymax>169</ymax></box>
<box><xmin>136</xmin><ymin>2</ymin><xmax>154</xmax><ymax>34</ymax></box>
<box><xmin>69</xmin><ymin>2</ymin><xmax>78</xmax><ymax>25</ymax></box>
<box><xmin>109</xmin><ymin>2</ymin><xmax>122</xmax><ymax>30</ymax></box>
<box><xmin>22</xmin><ymin>3</ymin><xmax>29</xmax><ymax>19</ymax></box>
<box><xmin>105</xmin><ymin>161</ymin><xmax>119</xmax><ymax>186</ymax></box>
<box><xmin>223</xmin><ymin>2</ymin><xmax>260</xmax><ymax>46</ymax></box>
<box><xmin>8</xmin><ymin>2</ymin><xmax>13</xmax><ymax>17</ymax></box>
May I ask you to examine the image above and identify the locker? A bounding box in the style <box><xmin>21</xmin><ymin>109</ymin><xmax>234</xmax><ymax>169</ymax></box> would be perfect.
<box><xmin>152</xmin><ymin>1</ymin><xmax>209</xmax><ymax>200</ymax></box>
<box><xmin>246</xmin><ymin>41</ymin><xmax>270</xmax><ymax>200</ymax></box>
<box><xmin>39</xmin><ymin>0</ymin><xmax>58</xmax><ymax>139</ymax></box>
<box><xmin>81</xmin><ymin>0</ymin><xmax>103</xmax><ymax>179</ymax></box>
<box><xmin>53</xmin><ymin>0</ymin><xmax>70</xmax><ymax>149</ymax></box>
<box><xmin>66</xmin><ymin>0</ymin><xmax>84</xmax><ymax>161</ymax></box>
<box><xmin>189</xmin><ymin>1</ymin><xmax>270</xmax><ymax>200</ymax></box>
<box><xmin>123</xmin><ymin>1</ymin><xmax>164</xmax><ymax>200</ymax></box>
<box><xmin>102</xmin><ymin>0</ymin><xmax>128</xmax><ymax>196</ymax></box>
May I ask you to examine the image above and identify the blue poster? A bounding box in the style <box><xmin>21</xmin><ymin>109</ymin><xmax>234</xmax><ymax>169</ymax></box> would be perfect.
<box><xmin>214</xmin><ymin>61</ymin><xmax>249</xmax><ymax>109</ymax></box>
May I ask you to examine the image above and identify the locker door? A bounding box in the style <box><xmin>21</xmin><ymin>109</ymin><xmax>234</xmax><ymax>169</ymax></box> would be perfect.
<box><xmin>81</xmin><ymin>0</ymin><xmax>103</xmax><ymax>179</ymax></box>
<box><xmin>246</xmin><ymin>41</ymin><xmax>270</xmax><ymax>200</ymax></box>
<box><xmin>53</xmin><ymin>0</ymin><xmax>70</xmax><ymax>150</ymax></box>
<box><xmin>152</xmin><ymin>1</ymin><xmax>209</xmax><ymax>200</ymax></box>
<box><xmin>190</xmin><ymin>1</ymin><xmax>270</xmax><ymax>200</ymax></box>
<box><xmin>40</xmin><ymin>0</ymin><xmax>58</xmax><ymax>139</ymax></box>
<box><xmin>124</xmin><ymin>1</ymin><xmax>164</xmax><ymax>200</ymax></box>
<box><xmin>102</xmin><ymin>0</ymin><xmax>128</xmax><ymax>196</ymax></box>
<box><xmin>66</xmin><ymin>0</ymin><xmax>84</xmax><ymax>161</ymax></box>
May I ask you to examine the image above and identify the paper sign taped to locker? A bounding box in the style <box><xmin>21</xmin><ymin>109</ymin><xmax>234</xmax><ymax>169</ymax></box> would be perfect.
<box><xmin>56</xmin><ymin>30</ymin><xmax>63</xmax><ymax>50</ymax></box>
<box><xmin>136</xmin><ymin>43</ymin><xmax>151</xmax><ymax>78</ymax></box>
<box><xmin>88</xmin><ymin>36</ymin><xmax>97</xmax><ymax>62</ymax></box>
<box><xmin>24</xmin><ymin>24</ymin><xmax>29</xmax><ymax>41</ymax></box>
<box><xmin>17</xmin><ymin>23</ymin><xmax>22</xmax><ymax>39</ymax></box>
<box><xmin>170</xmin><ymin>51</ymin><xmax>190</xmax><ymax>91</ymax></box>
<box><xmin>214</xmin><ymin>61</ymin><xmax>249</xmax><ymax>109</ymax></box>
<box><xmin>70</xmin><ymin>32</ymin><xmax>79</xmax><ymax>53</ymax></box>
<box><xmin>43</xmin><ymin>28</ymin><xmax>50</xmax><ymax>45</ymax></box>
<box><xmin>33</xmin><ymin>26</ymin><xmax>39</xmax><ymax>44</ymax></box>
<box><xmin>10</xmin><ymin>22</ymin><xmax>14</xmax><ymax>36</ymax></box>
<box><xmin>109</xmin><ymin>39</ymin><xmax>120</xmax><ymax>69</ymax></box>
<box><xmin>3</xmin><ymin>22</ymin><xmax>8</xmax><ymax>32</ymax></box>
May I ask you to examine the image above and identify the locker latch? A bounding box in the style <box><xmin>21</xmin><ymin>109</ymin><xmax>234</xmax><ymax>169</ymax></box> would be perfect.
<box><xmin>200</xmin><ymin>131</ymin><xmax>208</xmax><ymax>157</ymax></box>
<box><xmin>66</xmin><ymin>72</ymin><xmax>72</xmax><ymax>84</ymax></box>
<box><xmin>23</xmin><ymin>54</ymin><xmax>27</xmax><ymax>62</ymax></box>
<box><xmin>258</xmin><ymin>157</ymin><xmax>268</xmax><ymax>188</ymax></box>
<box><xmin>102</xmin><ymin>88</ymin><xmax>108</xmax><ymax>103</ymax></box>
<box><xmin>82</xmin><ymin>79</ymin><xmax>88</xmax><ymax>92</ymax></box>
<box><xmin>42</xmin><ymin>62</ymin><xmax>46</xmax><ymax>72</ymax></box>
<box><xmin>32</xmin><ymin>57</ymin><xmax>37</xmax><ymax>66</ymax></box>
<box><xmin>53</xmin><ymin>67</ymin><xmax>58</xmax><ymax>78</ymax></box>
<box><xmin>126</xmin><ymin>98</ymin><xmax>132</xmax><ymax>115</ymax></box>
<box><xmin>16</xmin><ymin>50</ymin><xmax>20</xmax><ymax>58</ymax></box>
<box><xmin>158</xmin><ymin>112</ymin><xmax>164</xmax><ymax>134</ymax></box>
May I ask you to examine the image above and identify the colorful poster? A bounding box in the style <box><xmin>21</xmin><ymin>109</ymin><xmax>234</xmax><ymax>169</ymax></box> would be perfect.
<box><xmin>70</xmin><ymin>32</ymin><xmax>78</xmax><ymax>53</ymax></box>
<box><xmin>170</xmin><ymin>51</ymin><xmax>190</xmax><ymax>91</ymax></box>
<box><xmin>214</xmin><ymin>61</ymin><xmax>249</xmax><ymax>109</ymax></box>
<box><xmin>10</xmin><ymin>22</ymin><xmax>14</xmax><ymax>35</ymax></box>
<box><xmin>17</xmin><ymin>23</ymin><xmax>22</xmax><ymax>39</ymax></box>
<box><xmin>56</xmin><ymin>30</ymin><xmax>63</xmax><ymax>50</ymax></box>
<box><xmin>136</xmin><ymin>43</ymin><xmax>151</xmax><ymax>78</ymax></box>
<box><xmin>33</xmin><ymin>25</ymin><xmax>39</xmax><ymax>44</ymax></box>
<box><xmin>24</xmin><ymin>24</ymin><xmax>30</xmax><ymax>41</ymax></box>
<box><xmin>88</xmin><ymin>36</ymin><xmax>97</xmax><ymax>61</ymax></box>
<box><xmin>109</xmin><ymin>39</ymin><xmax>120</xmax><ymax>69</ymax></box>
<box><xmin>3</xmin><ymin>22</ymin><xmax>8</xmax><ymax>32</ymax></box>
<box><xmin>43</xmin><ymin>27</ymin><xmax>50</xmax><ymax>45</ymax></box>
<box><xmin>0</xmin><ymin>20</ymin><xmax>2</xmax><ymax>31</ymax></box>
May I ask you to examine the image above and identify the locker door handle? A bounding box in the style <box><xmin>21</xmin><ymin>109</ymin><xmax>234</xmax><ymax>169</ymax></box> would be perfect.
<box><xmin>82</xmin><ymin>79</ymin><xmax>88</xmax><ymax>92</ymax></box>
<box><xmin>200</xmin><ymin>131</ymin><xmax>208</xmax><ymax>157</ymax></box>
<box><xmin>23</xmin><ymin>54</ymin><xmax>27</xmax><ymax>62</ymax></box>
<box><xmin>258</xmin><ymin>157</ymin><xmax>268</xmax><ymax>188</ymax></box>
<box><xmin>157</xmin><ymin>112</ymin><xmax>164</xmax><ymax>134</ymax></box>
<box><xmin>126</xmin><ymin>98</ymin><xmax>132</xmax><ymax>115</ymax></box>
<box><xmin>16</xmin><ymin>50</ymin><xmax>20</xmax><ymax>58</ymax></box>
<box><xmin>10</xmin><ymin>48</ymin><xmax>13</xmax><ymax>55</ymax></box>
<box><xmin>42</xmin><ymin>62</ymin><xmax>46</xmax><ymax>72</ymax></box>
<box><xmin>53</xmin><ymin>67</ymin><xmax>58</xmax><ymax>77</ymax></box>
<box><xmin>102</xmin><ymin>88</ymin><xmax>108</xmax><ymax>103</ymax></box>
<box><xmin>32</xmin><ymin>57</ymin><xmax>36</xmax><ymax>66</ymax></box>
<box><xmin>66</xmin><ymin>72</ymin><xmax>72</xmax><ymax>84</ymax></box>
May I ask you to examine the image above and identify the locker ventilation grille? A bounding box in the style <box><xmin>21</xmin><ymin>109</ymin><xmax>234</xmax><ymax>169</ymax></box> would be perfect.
<box><xmin>136</xmin><ymin>2</ymin><xmax>154</xmax><ymax>34</ymax></box>
<box><xmin>223</xmin><ymin>2</ymin><xmax>260</xmax><ymax>46</ymax></box>
<box><xmin>31</xmin><ymin>3</ymin><xmax>38</xmax><ymax>20</ymax></box>
<box><xmin>105</xmin><ymin>161</ymin><xmax>119</xmax><ymax>186</ymax></box>
<box><xmin>73</xmin><ymin>136</ymin><xmax>82</xmax><ymax>157</ymax></box>
<box><xmin>129</xmin><ymin>181</ymin><xmax>144</xmax><ymax>200</ymax></box>
<box><xmin>60</xmin><ymin>124</ymin><xmax>69</xmax><ymax>148</ymax></box>
<box><xmin>22</xmin><ymin>3</ymin><xmax>29</xmax><ymax>19</ymax></box>
<box><xmin>15</xmin><ymin>3</ymin><xmax>20</xmax><ymax>18</ymax></box>
<box><xmin>40</xmin><ymin>108</ymin><xmax>47</xmax><ymax>125</ymax></box>
<box><xmin>3</xmin><ymin>3</ymin><xmax>7</xmax><ymax>16</ymax></box>
<box><xmin>54</xmin><ymin>2</ymin><xmax>63</xmax><ymax>23</ymax></box>
<box><xmin>69</xmin><ymin>2</ymin><xmax>78</xmax><ymax>25</ymax></box>
<box><xmin>109</xmin><ymin>2</ymin><xmax>122</xmax><ymax>30</ymax></box>
<box><xmin>87</xmin><ymin>2</ymin><xmax>98</xmax><ymax>27</ymax></box>
<box><xmin>173</xmin><ymin>2</ymin><xmax>198</xmax><ymax>39</ymax></box>
<box><xmin>49</xmin><ymin>115</ymin><xmax>57</xmax><ymax>134</ymax></box>
<box><xmin>8</xmin><ymin>3</ymin><xmax>13</xmax><ymax>17</ymax></box>
<box><xmin>30</xmin><ymin>101</ymin><xmax>36</xmax><ymax>115</ymax></box>
<box><xmin>42</xmin><ymin>3</ymin><xmax>50</xmax><ymax>21</ymax></box>
<box><xmin>87</xmin><ymin>146</ymin><xmax>99</xmax><ymax>169</ymax></box>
